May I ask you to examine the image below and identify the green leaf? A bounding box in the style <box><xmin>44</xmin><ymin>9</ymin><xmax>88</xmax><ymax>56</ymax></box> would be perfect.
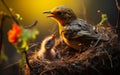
<box><xmin>19</xmin><ymin>54</ymin><xmax>26</xmax><ymax>68</ymax></box>
<box><xmin>21</xmin><ymin>40</ymin><xmax>28</xmax><ymax>50</ymax></box>
<box><xmin>98</xmin><ymin>14</ymin><xmax>108</xmax><ymax>26</ymax></box>
<box><xmin>31</xmin><ymin>30</ymin><xmax>39</xmax><ymax>39</ymax></box>
<box><xmin>18</xmin><ymin>38</ymin><xmax>22</xmax><ymax>42</ymax></box>
<box><xmin>19</xmin><ymin>58</ymin><xmax>26</xmax><ymax>67</ymax></box>
<box><xmin>25</xmin><ymin>45</ymin><xmax>29</xmax><ymax>51</ymax></box>
<box><xmin>15</xmin><ymin>28</ymin><xmax>39</xmax><ymax>52</ymax></box>
<box><xmin>16</xmin><ymin>49</ymin><xmax>21</xmax><ymax>53</ymax></box>
<box><xmin>15</xmin><ymin>13</ymin><xmax>23</xmax><ymax>21</ymax></box>
<box><xmin>15</xmin><ymin>46</ymin><xmax>21</xmax><ymax>54</ymax></box>
<box><xmin>1</xmin><ymin>51</ymin><xmax>8</xmax><ymax>62</ymax></box>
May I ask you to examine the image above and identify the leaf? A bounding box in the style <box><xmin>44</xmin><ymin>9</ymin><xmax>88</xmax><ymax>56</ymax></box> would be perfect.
<box><xmin>19</xmin><ymin>53</ymin><xmax>26</xmax><ymax>67</ymax></box>
<box><xmin>98</xmin><ymin>14</ymin><xmax>108</xmax><ymax>26</ymax></box>
<box><xmin>19</xmin><ymin>57</ymin><xmax>26</xmax><ymax>67</ymax></box>
<box><xmin>1</xmin><ymin>51</ymin><xmax>8</xmax><ymax>62</ymax></box>
<box><xmin>14</xmin><ymin>45</ymin><xmax>21</xmax><ymax>53</ymax></box>
<box><xmin>21</xmin><ymin>29</ymin><xmax>30</xmax><ymax>41</ymax></box>
<box><xmin>21</xmin><ymin>40</ymin><xmax>28</xmax><ymax>50</ymax></box>
<box><xmin>15</xmin><ymin>13</ymin><xmax>23</xmax><ymax>21</ymax></box>
<box><xmin>12</xmin><ymin>27</ymin><xmax>39</xmax><ymax>52</ymax></box>
<box><xmin>31</xmin><ymin>30</ymin><xmax>39</xmax><ymax>39</ymax></box>
<box><xmin>16</xmin><ymin>49</ymin><xmax>21</xmax><ymax>53</ymax></box>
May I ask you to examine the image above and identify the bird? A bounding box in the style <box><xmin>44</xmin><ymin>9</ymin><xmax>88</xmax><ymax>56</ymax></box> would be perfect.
<box><xmin>43</xmin><ymin>6</ymin><xmax>109</xmax><ymax>51</ymax></box>
<box><xmin>37</xmin><ymin>32</ymin><xmax>56</xmax><ymax>61</ymax></box>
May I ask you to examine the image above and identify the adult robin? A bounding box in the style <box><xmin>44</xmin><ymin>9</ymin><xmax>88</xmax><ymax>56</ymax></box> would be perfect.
<box><xmin>43</xmin><ymin>6</ymin><xmax>109</xmax><ymax>51</ymax></box>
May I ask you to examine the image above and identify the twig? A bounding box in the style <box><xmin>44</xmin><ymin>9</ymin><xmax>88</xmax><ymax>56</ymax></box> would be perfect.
<box><xmin>23</xmin><ymin>20</ymin><xmax>38</xmax><ymax>29</ymax></box>
<box><xmin>90</xmin><ymin>65</ymin><xmax>100</xmax><ymax>73</ymax></box>
<box><xmin>24</xmin><ymin>51</ymin><xmax>33</xmax><ymax>73</ymax></box>
<box><xmin>91</xmin><ymin>33</ymin><xmax>103</xmax><ymax>49</ymax></box>
<box><xmin>3</xmin><ymin>47</ymin><xmax>34</xmax><ymax>73</ymax></box>
<box><xmin>0</xmin><ymin>12</ymin><xmax>9</xmax><ymax>55</ymax></box>
<box><xmin>115</xmin><ymin>0</ymin><xmax>120</xmax><ymax>42</ymax></box>
<box><xmin>1</xmin><ymin>0</ymin><xmax>38</xmax><ymax>29</ymax></box>
<box><xmin>93</xmin><ymin>34</ymin><xmax>102</xmax><ymax>47</ymax></box>
<box><xmin>115</xmin><ymin>0</ymin><xmax>120</xmax><ymax>28</ymax></box>
<box><xmin>81</xmin><ymin>0</ymin><xmax>87</xmax><ymax>21</ymax></box>
<box><xmin>40</xmin><ymin>67</ymin><xmax>55</xmax><ymax>75</ymax></box>
<box><xmin>3</xmin><ymin>61</ymin><xmax>19</xmax><ymax>70</ymax></box>
<box><xmin>1</xmin><ymin>0</ymin><xmax>20</xmax><ymax>25</ymax></box>
<box><xmin>103</xmin><ymin>48</ymin><xmax>113</xmax><ymax>68</ymax></box>
<box><xmin>29</xmin><ymin>43</ymin><xmax>39</xmax><ymax>49</ymax></box>
<box><xmin>115</xmin><ymin>0</ymin><xmax>120</xmax><ymax>11</ymax></box>
<box><xmin>0</xmin><ymin>15</ymin><xmax>3</xmax><ymax>55</ymax></box>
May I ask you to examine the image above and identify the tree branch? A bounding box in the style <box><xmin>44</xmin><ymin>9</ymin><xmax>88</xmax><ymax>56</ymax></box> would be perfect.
<box><xmin>0</xmin><ymin>12</ymin><xmax>10</xmax><ymax>55</ymax></box>
<box><xmin>1</xmin><ymin>0</ymin><xmax>38</xmax><ymax>29</ymax></box>
<box><xmin>115</xmin><ymin>0</ymin><xmax>120</xmax><ymax>42</ymax></box>
<box><xmin>115</xmin><ymin>0</ymin><xmax>120</xmax><ymax>11</ymax></box>
<box><xmin>1</xmin><ymin>0</ymin><xmax>20</xmax><ymax>25</ymax></box>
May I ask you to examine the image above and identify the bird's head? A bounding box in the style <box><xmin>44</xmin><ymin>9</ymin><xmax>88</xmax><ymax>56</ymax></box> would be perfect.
<box><xmin>43</xmin><ymin>6</ymin><xmax>77</xmax><ymax>25</ymax></box>
<box><xmin>41</xmin><ymin>32</ymin><xmax>56</xmax><ymax>51</ymax></box>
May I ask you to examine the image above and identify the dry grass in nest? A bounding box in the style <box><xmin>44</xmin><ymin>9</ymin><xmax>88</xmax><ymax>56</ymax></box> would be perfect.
<box><xmin>23</xmin><ymin>26</ymin><xmax>120</xmax><ymax>75</ymax></box>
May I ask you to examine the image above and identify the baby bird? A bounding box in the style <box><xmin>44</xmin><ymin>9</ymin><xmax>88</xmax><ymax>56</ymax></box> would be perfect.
<box><xmin>43</xmin><ymin>6</ymin><xmax>109</xmax><ymax>50</ymax></box>
<box><xmin>37</xmin><ymin>32</ymin><xmax>56</xmax><ymax>61</ymax></box>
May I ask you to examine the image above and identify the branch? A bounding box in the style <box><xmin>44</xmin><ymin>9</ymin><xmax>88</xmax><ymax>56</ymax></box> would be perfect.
<box><xmin>115</xmin><ymin>0</ymin><xmax>120</xmax><ymax>31</ymax></box>
<box><xmin>1</xmin><ymin>0</ymin><xmax>20</xmax><ymax>25</ymax></box>
<box><xmin>81</xmin><ymin>0</ymin><xmax>87</xmax><ymax>21</ymax></box>
<box><xmin>0</xmin><ymin>12</ymin><xmax>10</xmax><ymax>55</ymax></box>
<box><xmin>24</xmin><ymin>51</ymin><xmax>34</xmax><ymax>74</ymax></box>
<box><xmin>115</xmin><ymin>0</ymin><xmax>120</xmax><ymax>11</ymax></box>
<box><xmin>1</xmin><ymin>0</ymin><xmax>38</xmax><ymax>29</ymax></box>
<box><xmin>23</xmin><ymin>20</ymin><xmax>38</xmax><ymax>29</ymax></box>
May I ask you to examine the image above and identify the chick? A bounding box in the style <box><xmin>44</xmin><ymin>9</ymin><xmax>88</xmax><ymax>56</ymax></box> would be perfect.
<box><xmin>43</xmin><ymin>6</ymin><xmax>109</xmax><ymax>50</ymax></box>
<box><xmin>37</xmin><ymin>32</ymin><xmax>56</xmax><ymax>61</ymax></box>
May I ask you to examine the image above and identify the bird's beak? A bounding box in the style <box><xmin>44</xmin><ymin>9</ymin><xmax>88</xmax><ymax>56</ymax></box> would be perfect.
<box><xmin>52</xmin><ymin>31</ymin><xmax>56</xmax><ymax>39</ymax></box>
<box><xmin>43</xmin><ymin>10</ymin><xmax>54</xmax><ymax>17</ymax></box>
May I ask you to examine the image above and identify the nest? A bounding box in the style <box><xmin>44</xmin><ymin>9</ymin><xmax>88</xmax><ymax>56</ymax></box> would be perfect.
<box><xmin>23</xmin><ymin>26</ymin><xmax>120</xmax><ymax>75</ymax></box>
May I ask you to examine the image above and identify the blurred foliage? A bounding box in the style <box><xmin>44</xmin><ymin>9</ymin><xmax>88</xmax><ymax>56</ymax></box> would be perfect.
<box><xmin>19</xmin><ymin>54</ymin><xmax>26</xmax><ymax>67</ymax></box>
<box><xmin>19</xmin><ymin>27</ymin><xmax>39</xmax><ymax>51</ymax></box>
<box><xmin>9</xmin><ymin>8</ymin><xmax>23</xmax><ymax>21</ymax></box>
<box><xmin>0</xmin><ymin>50</ymin><xmax>8</xmax><ymax>63</ymax></box>
<box><xmin>98</xmin><ymin>13</ymin><xmax>108</xmax><ymax>26</ymax></box>
<box><xmin>7</xmin><ymin>23</ymin><xmax>39</xmax><ymax>67</ymax></box>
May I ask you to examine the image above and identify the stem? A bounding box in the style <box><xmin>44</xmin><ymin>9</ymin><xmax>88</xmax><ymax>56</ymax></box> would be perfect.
<box><xmin>115</xmin><ymin>0</ymin><xmax>120</xmax><ymax>42</ymax></box>
<box><xmin>115</xmin><ymin>0</ymin><xmax>120</xmax><ymax>28</ymax></box>
<box><xmin>0</xmin><ymin>13</ymin><xmax>9</xmax><ymax>55</ymax></box>
<box><xmin>82</xmin><ymin>0</ymin><xmax>87</xmax><ymax>21</ymax></box>
<box><xmin>103</xmin><ymin>48</ymin><xmax>113</xmax><ymax>68</ymax></box>
<box><xmin>115</xmin><ymin>0</ymin><xmax>120</xmax><ymax>11</ymax></box>
<box><xmin>1</xmin><ymin>0</ymin><xmax>20</xmax><ymax>25</ymax></box>
<box><xmin>23</xmin><ymin>20</ymin><xmax>38</xmax><ymax>29</ymax></box>
<box><xmin>0</xmin><ymin>16</ymin><xmax>3</xmax><ymax>55</ymax></box>
<box><xmin>1</xmin><ymin>0</ymin><xmax>38</xmax><ymax>29</ymax></box>
<box><xmin>24</xmin><ymin>51</ymin><xmax>33</xmax><ymax>73</ymax></box>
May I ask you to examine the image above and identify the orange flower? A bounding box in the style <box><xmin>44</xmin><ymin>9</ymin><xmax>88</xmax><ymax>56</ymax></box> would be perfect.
<box><xmin>8</xmin><ymin>24</ymin><xmax>22</xmax><ymax>44</ymax></box>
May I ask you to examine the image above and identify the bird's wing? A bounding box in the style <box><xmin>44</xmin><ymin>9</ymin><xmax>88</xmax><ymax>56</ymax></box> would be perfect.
<box><xmin>75</xmin><ymin>19</ymin><xmax>99</xmax><ymax>38</ymax></box>
<box><xmin>62</xmin><ymin>19</ymin><xmax>96</xmax><ymax>38</ymax></box>
<box><xmin>62</xmin><ymin>19</ymin><xmax>109</xmax><ymax>41</ymax></box>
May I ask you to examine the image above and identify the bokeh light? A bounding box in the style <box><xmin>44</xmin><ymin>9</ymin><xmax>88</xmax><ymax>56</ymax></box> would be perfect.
<box><xmin>0</xmin><ymin>1</ymin><xmax>118</xmax><ymax>75</ymax></box>
<box><xmin>0</xmin><ymin>0</ymin><xmax>118</xmax><ymax>40</ymax></box>
<box><xmin>0</xmin><ymin>0</ymin><xmax>87</xmax><ymax>41</ymax></box>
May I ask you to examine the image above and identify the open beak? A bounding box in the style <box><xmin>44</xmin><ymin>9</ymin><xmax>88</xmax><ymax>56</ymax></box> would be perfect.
<box><xmin>52</xmin><ymin>31</ymin><xmax>56</xmax><ymax>39</ymax></box>
<box><xmin>43</xmin><ymin>10</ymin><xmax>54</xmax><ymax>17</ymax></box>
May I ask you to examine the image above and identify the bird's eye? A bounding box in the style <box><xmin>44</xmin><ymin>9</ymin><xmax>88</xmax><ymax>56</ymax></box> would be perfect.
<box><xmin>57</xmin><ymin>11</ymin><xmax>62</xmax><ymax>15</ymax></box>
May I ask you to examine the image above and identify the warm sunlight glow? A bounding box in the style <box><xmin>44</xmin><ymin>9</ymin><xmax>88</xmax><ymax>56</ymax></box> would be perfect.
<box><xmin>1</xmin><ymin>0</ymin><xmax>85</xmax><ymax>37</ymax></box>
<box><xmin>5</xmin><ymin>0</ymin><xmax>83</xmax><ymax>27</ymax></box>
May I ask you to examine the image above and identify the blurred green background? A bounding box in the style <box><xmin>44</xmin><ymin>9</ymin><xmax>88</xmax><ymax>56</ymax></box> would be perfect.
<box><xmin>0</xmin><ymin>0</ymin><xmax>119</xmax><ymax>75</ymax></box>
